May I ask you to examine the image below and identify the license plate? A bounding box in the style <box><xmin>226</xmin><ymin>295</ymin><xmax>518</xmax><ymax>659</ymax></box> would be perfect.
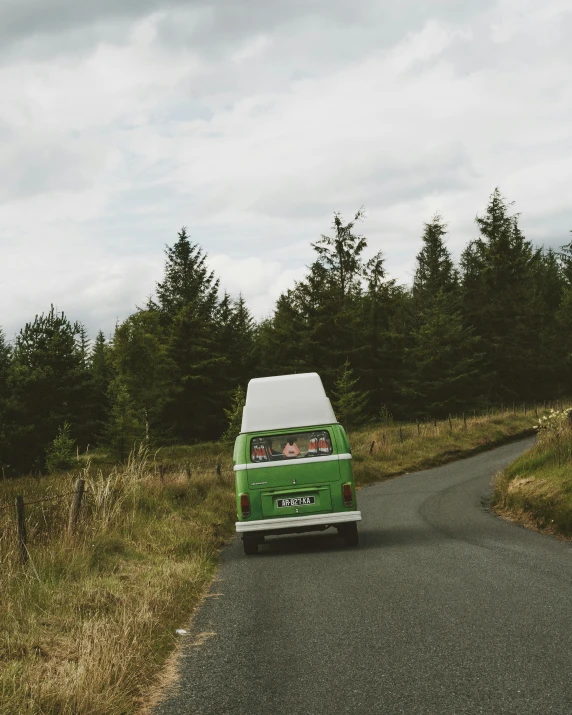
<box><xmin>276</xmin><ymin>496</ymin><xmax>315</xmax><ymax>508</ymax></box>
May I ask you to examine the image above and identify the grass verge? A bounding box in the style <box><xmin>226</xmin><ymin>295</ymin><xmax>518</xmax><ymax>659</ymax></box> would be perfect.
<box><xmin>491</xmin><ymin>407</ymin><xmax>572</xmax><ymax>539</ymax></box>
<box><xmin>0</xmin><ymin>445</ymin><xmax>235</xmax><ymax>715</ymax></box>
<box><xmin>350</xmin><ymin>410</ymin><xmax>534</xmax><ymax>487</ymax></box>
<box><xmin>0</xmin><ymin>409</ymin><xmax>536</xmax><ymax>713</ymax></box>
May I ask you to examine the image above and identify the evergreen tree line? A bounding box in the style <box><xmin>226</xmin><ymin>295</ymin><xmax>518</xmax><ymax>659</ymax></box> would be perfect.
<box><xmin>1</xmin><ymin>188</ymin><xmax>571</xmax><ymax>475</ymax></box>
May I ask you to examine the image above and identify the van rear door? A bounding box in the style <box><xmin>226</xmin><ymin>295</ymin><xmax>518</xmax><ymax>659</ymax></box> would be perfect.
<box><xmin>246</xmin><ymin>455</ymin><xmax>341</xmax><ymax>489</ymax></box>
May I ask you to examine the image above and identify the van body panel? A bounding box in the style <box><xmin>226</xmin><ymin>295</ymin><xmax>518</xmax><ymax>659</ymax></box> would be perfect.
<box><xmin>246</xmin><ymin>457</ymin><xmax>341</xmax><ymax>489</ymax></box>
<box><xmin>235</xmin><ymin>423</ymin><xmax>359</xmax><ymax>526</ymax></box>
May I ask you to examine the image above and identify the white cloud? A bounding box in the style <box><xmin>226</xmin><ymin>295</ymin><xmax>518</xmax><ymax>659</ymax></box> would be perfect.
<box><xmin>0</xmin><ymin>242</ymin><xmax>163</xmax><ymax>341</ymax></box>
<box><xmin>231</xmin><ymin>34</ymin><xmax>270</xmax><ymax>63</ymax></box>
<box><xmin>0</xmin><ymin>0</ymin><xmax>571</xmax><ymax>339</ymax></box>
<box><xmin>208</xmin><ymin>254</ymin><xmax>307</xmax><ymax>319</ymax></box>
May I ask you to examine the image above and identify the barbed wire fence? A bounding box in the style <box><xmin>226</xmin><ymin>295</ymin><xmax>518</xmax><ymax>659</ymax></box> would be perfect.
<box><xmin>0</xmin><ymin>456</ymin><xmax>225</xmax><ymax>566</ymax></box>
<box><xmin>0</xmin><ymin>479</ymin><xmax>86</xmax><ymax>563</ymax></box>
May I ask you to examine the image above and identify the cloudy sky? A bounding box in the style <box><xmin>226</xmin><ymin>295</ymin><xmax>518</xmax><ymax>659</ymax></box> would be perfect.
<box><xmin>1</xmin><ymin>0</ymin><xmax>571</xmax><ymax>340</ymax></box>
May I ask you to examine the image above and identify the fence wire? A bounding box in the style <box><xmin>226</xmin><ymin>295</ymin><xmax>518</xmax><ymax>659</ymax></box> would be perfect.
<box><xmin>0</xmin><ymin>489</ymin><xmax>81</xmax><ymax>511</ymax></box>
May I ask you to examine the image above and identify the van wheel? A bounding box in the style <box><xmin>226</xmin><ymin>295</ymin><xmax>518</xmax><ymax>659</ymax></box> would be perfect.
<box><xmin>340</xmin><ymin>522</ymin><xmax>359</xmax><ymax>547</ymax></box>
<box><xmin>243</xmin><ymin>535</ymin><xmax>258</xmax><ymax>555</ymax></box>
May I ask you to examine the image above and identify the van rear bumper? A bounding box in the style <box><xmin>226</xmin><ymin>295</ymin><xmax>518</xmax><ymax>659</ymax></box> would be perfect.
<box><xmin>236</xmin><ymin>511</ymin><xmax>361</xmax><ymax>533</ymax></box>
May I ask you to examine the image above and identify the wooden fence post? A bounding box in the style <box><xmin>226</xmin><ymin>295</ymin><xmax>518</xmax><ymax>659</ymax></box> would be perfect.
<box><xmin>369</xmin><ymin>441</ymin><xmax>375</xmax><ymax>454</ymax></box>
<box><xmin>68</xmin><ymin>478</ymin><xmax>85</xmax><ymax>535</ymax></box>
<box><xmin>159</xmin><ymin>464</ymin><xmax>165</xmax><ymax>483</ymax></box>
<box><xmin>185</xmin><ymin>464</ymin><xmax>191</xmax><ymax>480</ymax></box>
<box><xmin>463</xmin><ymin>413</ymin><xmax>467</xmax><ymax>430</ymax></box>
<box><xmin>448</xmin><ymin>414</ymin><xmax>453</xmax><ymax>433</ymax></box>
<box><xmin>399</xmin><ymin>428</ymin><xmax>404</xmax><ymax>444</ymax></box>
<box><xmin>16</xmin><ymin>496</ymin><xmax>27</xmax><ymax>563</ymax></box>
<box><xmin>216</xmin><ymin>462</ymin><xmax>222</xmax><ymax>480</ymax></box>
<box><xmin>416</xmin><ymin>420</ymin><xmax>420</xmax><ymax>437</ymax></box>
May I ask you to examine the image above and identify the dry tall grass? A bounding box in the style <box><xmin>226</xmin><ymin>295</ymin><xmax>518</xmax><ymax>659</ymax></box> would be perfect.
<box><xmin>350</xmin><ymin>409</ymin><xmax>535</xmax><ymax>486</ymax></box>
<box><xmin>0</xmin><ymin>444</ymin><xmax>235</xmax><ymax>715</ymax></box>
<box><xmin>0</xmin><ymin>409</ymin><xmax>535</xmax><ymax>713</ymax></box>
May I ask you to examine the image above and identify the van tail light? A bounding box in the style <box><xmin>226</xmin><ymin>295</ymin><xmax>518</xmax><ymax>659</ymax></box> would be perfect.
<box><xmin>342</xmin><ymin>483</ymin><xmax>353</xmax><ymax>507</ymax></box>
<box><xmin>240</xmin><ymin>493</ymin><xmax>251</xmax><ymax>518</ymax></box>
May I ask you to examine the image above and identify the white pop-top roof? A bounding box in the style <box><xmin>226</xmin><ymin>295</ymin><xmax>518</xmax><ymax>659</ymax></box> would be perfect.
<box><xmin>241</xmin><ymin>372</ymin><xmax>338</xmax><ymax>433</ymax></box>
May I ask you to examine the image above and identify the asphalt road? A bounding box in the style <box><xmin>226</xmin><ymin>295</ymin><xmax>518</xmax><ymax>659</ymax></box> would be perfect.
<box><xmin>154</xmin><ymin>438</ymin><xmax>572</xmax><ymax>715</ymax></box>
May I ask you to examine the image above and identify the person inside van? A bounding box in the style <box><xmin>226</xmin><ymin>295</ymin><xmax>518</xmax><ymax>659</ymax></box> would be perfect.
<box><xmin>282</xmin><ymin>437</ymin><xmax>301</xmax><ymax>458</ymax></box>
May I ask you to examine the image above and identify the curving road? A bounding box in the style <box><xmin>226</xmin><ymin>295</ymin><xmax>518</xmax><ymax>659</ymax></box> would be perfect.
<box><xmin>154</xmin><ymin>438</ymin><xmax>572</xmax><ymax>715</ymax></box>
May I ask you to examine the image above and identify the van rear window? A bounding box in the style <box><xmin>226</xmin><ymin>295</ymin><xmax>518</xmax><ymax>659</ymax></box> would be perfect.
<box><xmin>250</xmin><ymin>430</ymin><xmax>333</xmax><ymax>463</ymax></box>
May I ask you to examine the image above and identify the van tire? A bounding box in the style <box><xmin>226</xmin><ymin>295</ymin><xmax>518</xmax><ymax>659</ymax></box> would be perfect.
<box><xmin>340</xmin><ymin>522</ymin><xmax>359</xmax><ymax>547</ymax></box>
<box><xmin>243</xmin><ymin>535</ymin><xmax>258</xmax><ymax>555</ymax></box>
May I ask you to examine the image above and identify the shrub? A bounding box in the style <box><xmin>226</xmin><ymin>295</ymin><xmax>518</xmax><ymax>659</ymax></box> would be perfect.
<box><xmin>45</xmin><ymin>422</ymin><xmax>76</xmax><ymax>473</ymax></box>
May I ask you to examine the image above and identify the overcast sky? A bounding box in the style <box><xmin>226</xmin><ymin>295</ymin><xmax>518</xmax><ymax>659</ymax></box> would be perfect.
<box><xmin>1</xmin><ymin>0</ymin><xmax>571</xmax><ymax>340</ymax></box>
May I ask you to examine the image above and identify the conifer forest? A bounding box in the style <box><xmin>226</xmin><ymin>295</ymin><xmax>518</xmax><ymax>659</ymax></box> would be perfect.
<box><xmin>1</xmin><ymin>188</ymin><xmax>571</xmax><ymax>475</ymax></box>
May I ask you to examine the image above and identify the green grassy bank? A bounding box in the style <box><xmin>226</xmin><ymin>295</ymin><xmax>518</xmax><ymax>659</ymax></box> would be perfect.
<box><xmin>0</xmin><ymin>409</ymin><xmax>534</xmax><ymax>714</ymax></box>
<box><xmin>492</xmin><ymin>407</ymin><xmax>572</xmax><ymax>539</ymax></box>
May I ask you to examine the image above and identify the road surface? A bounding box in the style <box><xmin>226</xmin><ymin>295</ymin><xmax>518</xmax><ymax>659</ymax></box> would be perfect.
<box><xmin>154</xmin><ymin>438</ymin><xmax>572</xmax><ymax>715</ymax></box>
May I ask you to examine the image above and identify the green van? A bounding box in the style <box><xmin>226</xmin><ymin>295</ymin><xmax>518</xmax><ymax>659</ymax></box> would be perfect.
<box><xmin>234</xmin><ymin>373</ymin><xmax>361</xmax><ymax>555</ymax></box>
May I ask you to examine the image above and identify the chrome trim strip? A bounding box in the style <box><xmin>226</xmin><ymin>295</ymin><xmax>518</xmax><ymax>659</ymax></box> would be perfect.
<box><xmin>234</xmin><ymin>453</ymin><xmax>352</xmax><ymax>472</ymax></box>
<box><xmin>236</xmin><ymin>510</ymin><xmax>361</xmax><ymax>533</ymax></box>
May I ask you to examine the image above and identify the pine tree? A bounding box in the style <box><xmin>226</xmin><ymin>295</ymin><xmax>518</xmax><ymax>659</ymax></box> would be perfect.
<box><xmin>77</xmin><ymin>324</ymin><xmax>90</xmax><ymax>367</ymax></box>
<box><xmin>111</xmin><ymin>310</ymin><xmax>176</xmax><ymax>443</ymax></box>
<box><xmin>401</xmin><ymin>292</ymin><xmax>485</xmax><ymax>417</ymax></box>
<box><xmin>164</xmin><ymin>299</ymin><xmax>229</xmax><ymax>440</ymax></box>
<box><xmin>231</xmin><ymin>295</ymin><xmax>256</xmax><ymax>383</ymax></box>
<box><xmin>45</xmin><ymin>422</ymin><xmax>76</xmax><ymax>473</ymax></box>
<box><xmin>0</xmin><ymin>329</ymin><xmax>12</xmax><ymax>472</ymax></box>
<box><xmin>461</xmin><ymin>188</ymin><xmax>539</xmax><ymax>401</ymax></box>
<box><xmin>557</xmin><ymin>230</ymin><xmax>572</xmax><ymax>288</ymax></box>
<box><xmin>216</xmin><ymin>293</ymin><xmax>256</xmax><ymax>388</ymax></box>
<box><xmin>7</xmin><ymin>306</ymin><xmax>85</xmax><ymax>472</ymax></box>
<box><xmin>88</xmin><ymin>331</ymin><xmax>114</xmax><ymax>442</ymax></box>
<box><xmin>296</xmin><ymin>261</ymin><xmax>356</xmax><ymax>386</ymax></box>
<box><xmin>554</xmin><ymin>231</ymin><xmax>572</xmax><ymax>394</ymax></box>
<box><xmin>262</xmin><ymin>210</ymin><xmax>369</xmax><ymax>392</ymax></box>
<box><xmin>71</xmin><ymin>323</ymin><xmax>95</xmax><ymax>448</ymax></box>
<box><xmin>332</xmin><ymin>360</ymin><xmax>369</xmax><ymax>428</ymax></box>
<box><xmin>412</xmin><ymin>214</ymin><xmax>458</xmax><ymax>306</ymax></box>
<box><xmin>148</xmin><ymin>228</ymin><xmax>229</xmax><ymax>441</ymax></box>
<box><xmin>221</xmin><ymin>384</ymin><xmax>246</xmax><ymax>443</ymax></box>
<box><xmin>152</xmin><ymin>227</ymin><xmax>219</xmax><ymax>316</ymax></box>
<box><xmin>309</xmin><ymin>212</ymin><xmax>368</xmax><ymax>384</ymax></box>
<box><xmin>529</xmin><ymin>248</ymin><xmax>566</xmax><ymax>397</ymax></box>
<box><xmin>359</xmin><ymin>251</ymin><xmax>406</xmax><ymax>416</ymax></box>
<box><xmin>256</xmin><ymin>294</ymin><xmax>312</xmax><ymax>377</ymax></box>
<box><xmin>311</xmin><ymin>209</ymin><xmax>367</xmax><ymax>306</ymax></box>
<box><xmin>104</xmin><ymin>381</ymin><xmax>144</xmax><ymax>461</ymax></box>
